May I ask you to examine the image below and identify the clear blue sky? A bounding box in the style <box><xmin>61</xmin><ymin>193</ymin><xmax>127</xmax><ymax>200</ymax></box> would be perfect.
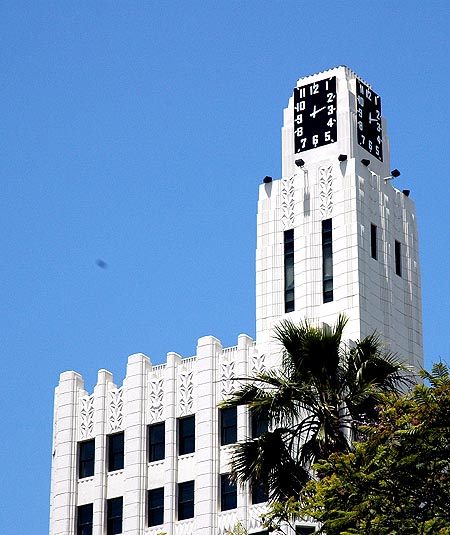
<box><xmin>1</xmin><ymin>2</ymin><xmax>448</xmax><ymax>533</ymax></box>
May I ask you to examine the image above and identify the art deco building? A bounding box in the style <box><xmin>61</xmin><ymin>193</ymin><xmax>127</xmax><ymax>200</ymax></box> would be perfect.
<box><xmin>50</xmin><ymin>66</ymin><xmax>423</xmax><ymax>535</ymax></box>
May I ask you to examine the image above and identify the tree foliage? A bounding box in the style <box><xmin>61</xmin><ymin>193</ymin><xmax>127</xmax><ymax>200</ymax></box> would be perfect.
<box><xmin>299</xmin><ymin>362</ymin><xmax>450</xmax><ymax>534</ymax></box>
<box><xmin>220</xmin><ymin>315</ymin><xmax>410</xmax><ymax>501</ymax></box>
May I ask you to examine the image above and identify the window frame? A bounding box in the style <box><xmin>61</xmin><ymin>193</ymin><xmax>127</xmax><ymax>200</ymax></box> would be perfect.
<box><xmin>284</xmin><ymin>228</ymin><xmax>295</xmax><ymax>312</ymax></box>
<box><xmin>251</xmin><ymin>481</ymin><xmax>268</xmax><ymax>504</ymax></box>
<box><xmin>220</xmin><ymin>474</ymin><xmax>237</xmax><ymax>511</ymax></box>
<box><xmin>178</xmin><ymin>480</ymin><xmax>195</xmax><ymax>520</ymax></box>
<box><xmin>371</xmin><ymin>223</ymin><xmax>377</xmax><ymax>260</ymax></box>
<box><xmin>251</xmin><ymin>409</ymin><xmax>269</xmax><ymax>439</ymax></box>
<box><xmin>220</xmin><ymin>407</ymin><xmax>237</xmax><ymax>446</ymax></box>
<box><xmin>178</xmin><ymin>415</ymin><xmax>195</xmax><ymax>455</ymax></box>
<box><xmin>106</xmin><ymin>497</ymin><xmax>123</xmax><ymax>535</ymax></box>
<box><xmin>76</xmin><ymin>503</ymin><xmax>93</xmax><ymax>535</ymax></box>
<box><xmin>148</xmin><ymin>487</ymin><xmax>164</xmax><ymax>527</ymax></box>
<box><xmin>78</xmin><ymin>439</ymin><xmax>95</xmax><ymax>479</ymax></box>
<box><xmin>322</xmin><ymin>218</ymin><xmax>333</xmax><ymax>303</ymax></box>
<box><xmin>395</xmin><ymin>239</ymin><xmax>402</xmax><ymax>276</ymax></box>
<box><xmin>148</xmin><ymin>422</ymin><xmax>165</xmax><ymax>462</ymax></box>
<box><xmin>108</xmin><ymin>432</ymin><xmax>124</xmax><ymax>472</ymax></box>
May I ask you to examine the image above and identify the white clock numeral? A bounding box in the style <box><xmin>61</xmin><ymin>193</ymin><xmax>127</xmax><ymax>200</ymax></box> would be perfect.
<box><xmin>310</xmin><ymin>83</ymin><xmax>319</xmax><ymax>95</ymax></box>
<box><xmin>327</xmin><ymin>105</ymin><xmax>335</xmax><ymax>115</ymax></box>
<box><xmin>377</xmin><ymin>123</ymin><xmax>381</xmax><ymax>132</ymax></box>
<box><xmin>358</xmin><ymin>120</ymin><xmax>363</xmax><ymax>131</ymax></box>
<box><xmin>361</xmin><ymin>134</ymin><xmax>366</xmax><ymax>144</ymax></box>
<box><xmin>358</xmin><ymin>108</ymin><xmax>363</xmax><ymax>118</ymax></box>
<box><xmin>327</xmin><ymin>92</ymin><xmax>335</xmax><ymax>103</ymax></box>
<box><xmin>377</xmin><ymin>135</ymin><xmax>382</xmax><ymax>144</ymax></box>
<box><xmin>368</xmin><ymin>140</ymin><xmax>373</xmax><ymax>151</ymax></box>
<box><xmin>375</xmin><ymin>146</ymin><xmax>380</xmax><ymax>156</ymax></box>
<box><xmin>301</xmin><ymin>138</ymin><xmax>307</xmax><ymax>149</ymax></box>
<box><xmin>295</xmin><ymin>101</ymin><xmax>305</xmax><ymax>112</ymax></box>
<box><xmin>325</xmin><ymin>131</ymin><xmax>331</xmax><ymax>142</ymax></box>
<box><xmin>295</xmin><ymin>127</ymin><xmax>303</xmax><ymax>137</ymax></box>
<box><xmin>312</xmin><ymin>134</ymin><xmax>319</xmax><ymax>147</ymax></box>
<box><xmin>298</xmin><ymin>87</ymin><xmax>306</xmax><ymax>98</ymax></box>
<box><xmin>327</xmin><ymin>118</ymin><xmax>335</xmax><ymax>127</ymax></box>
<box><xmin>365</xmin><ymin>88</ymin><xmax>372</xmax><ymax>101</ymax></box>
<box><xmin>296</xmin><ymin>114</ymin><xmax>303</xmax><ymax>124</ymax></box>
<box><xmin>357</xmin><ymin>95</ymin><xmax>365</xmax><ymax>107</ymax></box>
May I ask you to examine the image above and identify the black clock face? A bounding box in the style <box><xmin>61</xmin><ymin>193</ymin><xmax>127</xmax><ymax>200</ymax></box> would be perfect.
<box><xmin>356</xmin><ymin>80</ymin><xmax>383</xmax><ymax>161</ymax></box>
<box><xmin>294</xmin><ymin>76</ymin><xmax>337</xmax><ymax>153</ymax></box>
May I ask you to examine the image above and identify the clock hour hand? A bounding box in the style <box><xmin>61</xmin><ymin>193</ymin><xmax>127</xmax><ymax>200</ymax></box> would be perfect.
<box><xmin>310</xmin><ymin>105</ymin><xmax>326</xmax><ymax>118</ymax></box>
<box><xmin>369</xmin><ymin>112</ymin><xmax>380</xmax><ymax>123</ymax></box>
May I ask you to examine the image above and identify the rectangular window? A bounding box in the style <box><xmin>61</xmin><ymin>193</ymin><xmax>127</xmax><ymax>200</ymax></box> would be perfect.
<box><xmin>178</xmin><ymin>481</ymin><xmax>194</xmax><ymax>520</ymax></box>
<box><xmin>220</xmin><ymin>407</ymin><xmax>237</xmax><ymax>446</ymax></box>
<box><xmin>108</xmin><ymin>432</ymin><xmax>124</xmax><ymax>472</ymax></box>
<box><xmin>178</xmin><ymin>415</ymin><xmax>195</xmax><ymax>455</ymax></box>
<box><xmin>395</xmin><ymin>240</ymin><xmax>402</xmax><ymax>276</ymax></box>
<box><xmin>322</xmin><ymin>219</ymin><xmax>333</xmax><ymax>303</ymax></box>
<box><xmin>284</xmin><ymin>229</ymin><xmax>295</xmax><ymax>312</ymax></box>
<box><xmin>148</xmin><ymin>487</ymin><xmax>164</xmax><ymax>527</ymax></box>
<box><xmin>220</xmin><ymin>474</ymin><xmax>237</xmax><ymax>511</ymax></box>
<box><xmin>296</xmin><ymin>527</ymin><xmax>316</xmax><ymax>535</ymax></box>
<box><xmin>77</xmin><ymin>503</ymin><xmax>93</xmax><ymax>535</ymax></box>
<box><xmin>251</xmin><ymin>409</ymin><xmax>269</xmax><ymax>439</ymax></box>
<box><xmin>252</xmin><ymin>481</ymin><xmax>268</xmax><ymax>504</ymax></box>
<box><xmin>106</xmin><ymin>497</ymin><xmax>123</xmax><ymax>535</ymax></box>
<box><xmin>78</xmin><ymin>439</ymin><xmax>95</xmax><ymax>479</ymax></box>
<box><xmin>148</xmin><ymin>422</ymin><xmax>165</xmax><ymax>462</ymax></box>
<box><xmin>371</xmin><ymin>223</ymin><xmax>377</xmax><ymax>260</ymax></box>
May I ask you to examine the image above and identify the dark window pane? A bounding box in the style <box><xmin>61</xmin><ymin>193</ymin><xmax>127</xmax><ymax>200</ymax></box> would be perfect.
<box><xmin>148</xmin><ymin>487</ymin><xmax>164</xmax><ymax>527</ymax></box>
<box><xmin>77</xmin><ymin>503</ymin><xmax>93</xmax><ymax>535</ymax></box>
<box><xmin>220</xmin><ymin>407</ymin><xmax>237</xmax><ymax>446</ymax></box>
<box><xmin>107</xmin><ymin>497</ymin><xmax>123</xmax><ymax>535</ymax></box>
<box><xmin>296</xmin><ymin>527</ymin><xmax>316</xmax><ymax>535</ymax></box>
<box><xmin>322</xmin><ymin>219</ymin><xmax>333</xmax><ymax>303</ymax></box>
<box><xmin>371</xmin><ymin>223</ymin><xmax>377</xmax><ymax>260</ymax></box>
<box><xmin>179</xmin><ymin>416</ymin><xmax>195</xmax><ymax>455</ymax></box>
<box><xmin>220</xmin><ymin>474</ymin><xmax>237</xmax><ymax>511</ymax></box>
<box><xmin>78</xmin><ymin>439</ymin><xmax>95</xmax><ymax>479</ymax></box>
<box><xmin>251</xmin><ymin>409</ymin><xmax>269</xmax><ymax>439</ymax></box>
<box><xmin>395</xmin><ymin>240</ymin><xmax>402</xmax><ymax>276</ymax></box>
<box><xmin>178</xmin><ymin>481</ymin><xmax>194</xmax><ymax>520</ymax></box>
<box><xmin>284</xmin><ymin>229</ymin><xmax>295</xmax><ymax>312</ymax></box>
<box><xmin>148</xmin><ymin>422</ymin><xmax>165</xmax><ymax>462</ymax></box>
<box><xmin>108</xmin><ymin>433</ymin><xmax>124</xmax><ymax>472</ymax></box>
<box><xmin>252</xmin><ymin>481</ymin><xmax>268</xmax><ymax>504</ymax></box>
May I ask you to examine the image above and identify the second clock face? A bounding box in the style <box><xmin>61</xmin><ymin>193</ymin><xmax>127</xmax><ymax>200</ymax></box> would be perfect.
<box><xmin>294</xmin><ymin>76</ymin><xmax>337</xmax><ymax>153</ymax></box>
<box><xmin>356</xmin><ymin>79</ymin><xmax>383</xmax><ymax>161</ymax></box>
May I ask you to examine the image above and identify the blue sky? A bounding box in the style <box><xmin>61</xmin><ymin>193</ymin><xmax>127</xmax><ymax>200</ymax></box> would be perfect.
<box><xmin>1</xmin><ymin>2</ymin><xmax>449</xmax><ymax>533</ymax></box>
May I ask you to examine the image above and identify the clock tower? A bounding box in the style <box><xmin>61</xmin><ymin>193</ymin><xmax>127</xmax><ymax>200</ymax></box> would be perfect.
<box><xmin>256</xmin><ymin>66</ymin><xmax>423</xmax><ymax>371</ymax></box>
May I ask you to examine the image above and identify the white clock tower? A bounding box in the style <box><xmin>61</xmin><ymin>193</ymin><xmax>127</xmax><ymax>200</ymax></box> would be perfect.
<box><xmin>256</xmin><ymin>66</ymin><xmax>423</xmax><ymax>370</ymax></box>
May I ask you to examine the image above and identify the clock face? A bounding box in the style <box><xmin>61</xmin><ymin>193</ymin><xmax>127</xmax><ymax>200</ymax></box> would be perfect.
<box><xmin>294</xmin><ymin>76</ymin><xmax>337</xmax><ymax>153</ymax></box>
<box><xmin>356</xmin><ymin>80</ymin><xmax>383</xmax><ymax>161</ymax></box>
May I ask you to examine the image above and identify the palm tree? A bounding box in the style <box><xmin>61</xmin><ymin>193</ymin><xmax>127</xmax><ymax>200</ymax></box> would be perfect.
<box><xmin>220</xmin><ymin>314</ymin><xmax>411</xmax><ymax>501</ymax></box>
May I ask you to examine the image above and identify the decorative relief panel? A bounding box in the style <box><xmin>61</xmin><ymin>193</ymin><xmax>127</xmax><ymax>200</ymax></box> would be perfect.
<box><xmin>108</xmin><ymin>388</ymin><xmax>123</xmax><ymax>433</ymax></box>
<box><xmin>319</xmin><ymin>164</ymin><xmax>334</xmax><ymax>217</ymax></box>
<box><xmin>79</xmin><ymin>394</ymin><xmax>95</xmax><ymax>440</ymax></box>
<box><xmin>218</xmin><ymin>510</ymin><xmax>239</xmax><ymax>535</ymax></box>
<box><xmin>178</xmin><ymin>370</ymin><xmax>194</xmax><ymax>417</ymax></box>
<box><xmin>281</xmin><ymin>173</ymin><xmax>295</xmax><ymax>229</ymax></box>
<box><xmin>147</xmin><ymin>376</ymin><xmax>164</xmax><ymax>423</ymax></box>
<box><xmin>174</xmin><ymin>519</ymin><xmax>194</xmax><ymax>535</ymax></box>
<box><xmin>250</xmin><ymin>351</ymin><xmax>266</xmax><ymax>376</ymax></box>
<box><xmin>220</xmin><ymin>358</ymin><xmax>236</xmax><ymax>400</ymax></box>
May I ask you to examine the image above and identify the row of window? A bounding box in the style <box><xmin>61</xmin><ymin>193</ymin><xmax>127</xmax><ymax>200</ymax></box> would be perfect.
<box><xmin>76</xmin><ymin>476</ymin><xmax>270</xmax><ymax>534</ymax></box>
<box><xmin>79</xmin><ymin>409</ymin><xmax>269</xmax><ymax>479</ymax></box>
<box><xmin>284</xmin><ymin>220</ymin><xmax>404</xmax><ymax>312</ymax></box>
<box><xmin>371</xmin><ymin>223</ymin><xmax>403</xmax><ymax>276</ymax></box>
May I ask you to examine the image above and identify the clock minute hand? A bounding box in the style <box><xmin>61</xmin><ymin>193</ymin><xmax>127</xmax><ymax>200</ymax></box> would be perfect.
<box><xmin>310</xmin><ymin>105</ymin><xmax>326</xmax><ymax>118</ymax></box>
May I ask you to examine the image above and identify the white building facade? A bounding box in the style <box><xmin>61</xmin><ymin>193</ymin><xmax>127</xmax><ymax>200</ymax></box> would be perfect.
<box><xmin>50</xmin><ymin>66</ymin><xmax>423</xmax><ymax>535</ymax></box>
